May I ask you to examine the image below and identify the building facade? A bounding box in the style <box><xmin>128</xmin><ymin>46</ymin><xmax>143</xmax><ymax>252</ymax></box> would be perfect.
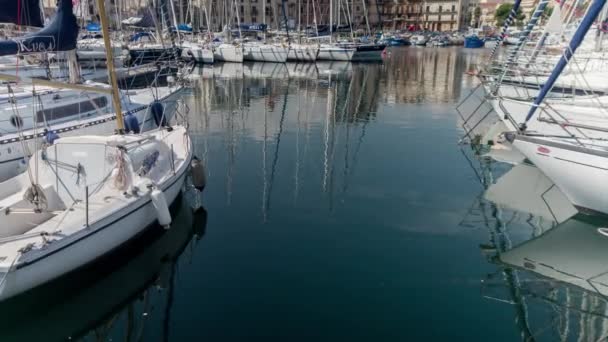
<box><xmin>381</xmin><ymin>0</ymin><xmax>468</xmax><ymax>31</ymax></box>
<box><xmin>43</xmin><ymin>0</ymin><xmax>468</xmax><ymax>32</ymax></box>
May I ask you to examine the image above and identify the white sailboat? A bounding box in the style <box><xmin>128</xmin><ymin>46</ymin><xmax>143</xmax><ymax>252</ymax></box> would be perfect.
<box><xmin>0</xmin><ymin>0</ymin><xmax>193</xmax><ymax>300</ymax></box>
<box><xmin>511</xmin><ymin>0</ymin><xmax>608</xmax><ymax>216</ymax></box>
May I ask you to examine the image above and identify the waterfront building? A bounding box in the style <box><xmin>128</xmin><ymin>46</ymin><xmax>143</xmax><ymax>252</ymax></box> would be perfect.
<box><xmin>381</xmin><ymin>0</ymin><xmax>469</xmax><ymax>31</ymax></box>
<box><xmin>477</xmin><ymin>0</ymin><xmax>502</xmax><ymax>28</ymax></box>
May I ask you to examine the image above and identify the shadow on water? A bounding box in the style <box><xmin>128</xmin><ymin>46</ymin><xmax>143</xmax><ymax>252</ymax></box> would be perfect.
<box><xmin>461</xmin><ymin>144</ymin><xmax>608</xmax><ymax>341</ymax></box>
<box><xmin>0</xmin><ymin>193</ymin><xmax>208</xmax><ymax>341</ymax></box>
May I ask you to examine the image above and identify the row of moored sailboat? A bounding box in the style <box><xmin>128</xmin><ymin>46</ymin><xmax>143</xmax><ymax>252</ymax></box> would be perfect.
<box><xmin>459</xmin><ymin>0</ymin><xmax>608</xmax><ymax>218</ymax></box>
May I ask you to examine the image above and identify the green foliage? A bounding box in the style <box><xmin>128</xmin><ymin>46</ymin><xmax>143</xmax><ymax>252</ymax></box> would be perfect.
<box><xmin>494</xmin><ymin>3</ymin><xmax>525</xmax><ymax>27</ymax></box>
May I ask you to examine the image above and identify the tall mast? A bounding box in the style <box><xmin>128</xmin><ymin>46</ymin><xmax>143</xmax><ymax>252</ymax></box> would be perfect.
<box><xmin>522</xmin><ymin>0</ymin><xmax>608</xmax><ymax>127</ymax></box>
<box><xmin>96</xmin><ymin>0</ymin><xmax>124</xmax><ymax>132</ymax></box>
<box><xmin>298</xmin><ymin>0</ymin><xmax>302</xmax><ymax>43</ymax></box>
<box><xmin>263</xmin><ymin>0</ymin><xmax>267</xmax><ymax>40</ymax></box>
<box><xmin>329</xmin><ymin>0</ymin><xmax>333</xmax><ymax>43</ymax></box>
<box><xmin>361</xmin><ymin>0</ymin><xmax>370</xmax><ymax>37</ymax></box>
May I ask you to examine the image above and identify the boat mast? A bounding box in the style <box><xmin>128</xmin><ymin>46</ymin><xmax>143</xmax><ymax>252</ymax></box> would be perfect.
<box><xmin>487</xmin><ymin>0</ymin><xmax>522</xmax><ymax>61</ymax></box>
<box><xmin>298</xmin><ymin>0</ymin><xmax>302</xmax><ymax>44</ymax></box>
<box><xmin>263</xmin><ymin>0</ymin><xmax>267</xmax><ymax>40</ymax></box>
<box><xmin>96</xmin><ymin>0</ymin><xmax>124</xmax><ymax>131</ymax></box>
<box><xmin>329</xmin><ymin>0</ymin><xmax>333</xmax><ymax>43</ymax></box>
<box><xmin>169</xmin><ymin>0</ymin><xmax>182</xmax><ymax>45</ymax></box>
<box><xmin>522</xmin><ymin>0</ymin><xmax>607</xmax><ymax>127</ymax></box>
<box><xmin>361</xmin><ymin>0</ymin><xmax>371</xmax><ymax>38</ymax></box>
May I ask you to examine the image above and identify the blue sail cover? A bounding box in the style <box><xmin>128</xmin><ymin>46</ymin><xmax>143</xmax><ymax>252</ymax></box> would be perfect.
<box><xmin>0</xmin><ymin>0</ymin><xmax>78</xmax><ymax>56</ymax></box>
<box><xmin>86</xmin><ymin>22</ymin><xmax>101</xmax><ymax>32</ymax></box>
<box><xmin>239</xmin><ymin>24</ymin><xmax>268</xmax><ymax>32</ymax></box>
<box><xmin>0</xmin><ymin>0</ymin><xmax>43</xmax><ymax>27</ymax></box>
<box><xmin>177</xmin><ymin>23</ymin><xmax>193</xmax><ymax>32</ymax></box>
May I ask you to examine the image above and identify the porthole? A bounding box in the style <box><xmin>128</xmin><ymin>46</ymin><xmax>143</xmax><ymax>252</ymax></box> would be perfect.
<box><xmin>9</xmin><ymin>115</ymin><xmax>23</xmax><ymax>129</ymax></box>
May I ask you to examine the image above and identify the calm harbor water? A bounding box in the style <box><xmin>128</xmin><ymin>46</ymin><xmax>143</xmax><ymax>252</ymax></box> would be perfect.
<box><xmin>0</xmin><ymin>47</ymin><xmax>606</xmax><ymax>341</ymax></box>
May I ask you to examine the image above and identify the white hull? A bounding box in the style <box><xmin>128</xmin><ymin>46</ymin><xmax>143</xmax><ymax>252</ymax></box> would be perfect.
<box><xmin>317</xmin><ymin>45</ymin><xmax>355</xmax><ymax>61</ymax></box>
<box><xmin>287</xmin><ymin>45</ymin><xmax>319</xmax><ymax>62</ymax></box>
<box><xmin>0</xmin><ymin>127</ymin><xmax>192</xmax><ymax>300</ymax></box>
<box><xmin>513</xmin><ymin>135</ymin><xmax>608</xmax><ymax>215</ymax></box>
<box><xmin>213</xmin><ymin>44</ymin><xmax>244</xmax><ymax>63</ymax></box>
<box><xmin>182</xmin><ymin>44</ymin><xmax>214</xmax><ymax>64</ymax></box>
<box><xmin>243</xmin><ymin>43</ymin><xmax>289</xmax><ymax>63</ymax></box>
<box><xmin>0</xmin><ymin>169</ymin><xmax>187</xmax><ymax>300</ymax></box>
<box><xmin>0</xmin><ymin>87</ymin><xmax>183</xmax><ymax>182</ymax></box>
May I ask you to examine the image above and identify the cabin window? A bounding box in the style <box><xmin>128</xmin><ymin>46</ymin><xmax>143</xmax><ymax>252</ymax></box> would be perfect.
<box><xmin>9</xmin><ymin>115</ymin><xmax>23</xmax><ymax>129</ymax></box>
<box><xmin>36</xmin><ymin>97</ymin><xmax>108</xmax><ymax>123</ymax></box>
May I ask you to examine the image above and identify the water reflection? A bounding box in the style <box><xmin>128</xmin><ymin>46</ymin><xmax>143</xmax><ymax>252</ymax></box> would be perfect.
<box><xmin>0</xmin><ymin>196</ymin><xmax>207</xmax><ymax>341</ymax></box>
<box><xmin>463</xmin><ymin>146</ymin><xmax>608</xmax><ymax>341</ymax></box>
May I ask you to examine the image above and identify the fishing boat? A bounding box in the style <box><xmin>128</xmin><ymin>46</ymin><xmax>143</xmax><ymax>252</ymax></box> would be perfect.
<box><xmin>0</xmin><ymin>0</ymin><xmax>193</xmax><ymax>301</ymax></box>
<box><xmin>464</xmin><ymin>35</ymin><xmax>485</xmax><ymax>48</ymax></box>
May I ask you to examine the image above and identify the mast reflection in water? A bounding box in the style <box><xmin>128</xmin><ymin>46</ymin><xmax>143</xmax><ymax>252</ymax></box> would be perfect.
<box><xmin>0</xmin><ymin>47</ymin><xmax>530</xmax><ymax>340</ymax></box>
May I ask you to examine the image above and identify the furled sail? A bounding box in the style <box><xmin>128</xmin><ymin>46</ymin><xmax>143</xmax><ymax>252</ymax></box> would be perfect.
<box><xmin>0</xmin><ymin>0</ymin><xmax>44</xmax><ymax>27</ymax></box>
<box><xmin>0</xmin><ymin>0</ymin><xmax>78</xmax><ymax>56</ymax></box>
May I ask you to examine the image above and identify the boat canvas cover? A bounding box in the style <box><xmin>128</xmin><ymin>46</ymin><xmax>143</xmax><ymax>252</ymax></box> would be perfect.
<box><xmin>0</xmin><ymin>0</ymin><xmax>78</xmax><ymax>56</ymax></box>
<box><xmin>0</xmin><ymin>0</ymin><xmax>43</xmax><ymax>27</ymax></box>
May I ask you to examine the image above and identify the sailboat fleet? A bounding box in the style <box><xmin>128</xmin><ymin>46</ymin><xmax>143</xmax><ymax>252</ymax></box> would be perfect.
<box><xmin>459</xmin><ymin>0</ymin><xmax>608</xmax><ymax>218</ymax></box>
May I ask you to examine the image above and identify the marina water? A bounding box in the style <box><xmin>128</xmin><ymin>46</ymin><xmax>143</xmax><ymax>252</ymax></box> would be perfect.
<box><xmin>0</xmin><ymin>47</ymin><xmax>601</xmax><ymax>341</ymax></box>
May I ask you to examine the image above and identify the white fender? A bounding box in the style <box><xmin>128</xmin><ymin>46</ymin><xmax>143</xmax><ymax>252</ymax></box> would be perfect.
<box><xmin>151</xmin><ymin>189</ymin><xmax>171</xmax><ymax>229</ymax></box>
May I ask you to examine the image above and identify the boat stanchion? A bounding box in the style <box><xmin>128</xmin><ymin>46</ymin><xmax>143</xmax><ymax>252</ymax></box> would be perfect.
<box><xmin>85</xmin><ymin>186</ymin><xmax>89</xmax><ymax>227</ymax></box>
<box><xmin>170</xmin><ymin>144</ymin><xmax>176</xmax><ymax>175</ymax></box>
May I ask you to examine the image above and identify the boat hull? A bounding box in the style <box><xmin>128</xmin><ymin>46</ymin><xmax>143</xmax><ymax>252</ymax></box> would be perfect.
<box><xmin>0</xmin><ymin>158</ymin><xmax>189</xmax><ymax>300</ymax></box>
<box><xmin>127</xmin><ymin>47</ymin><xmax>182</xmax><ymax>66</ymax></box>
<box><xmin>317</xmin><ymin>46</ymin><xmax>355</xmax><ymax>61</ymax></box>
<box><xmin>513</xmin><ymin>135</ymin><xmax>608</xmax><ymax>215</ymax></box>
<box><xmin>464</xmin><ymin>36</ymin><xmax>485</xmax><ymax>48</ymax></box>
<box><xmin>213</xmin><ymin>44</ymin><xmax>244</xmax><ymax>63</ymax></box>
<box><xmin>352</xmin><ymin>44</ymin><xmax>385</xmax><ymax>61</ymax></box>
<box><xmin>182</xmin><ymin>45</ymin><xmax>214</xmax><ymax>64</ymax></box>
<box><xmin>287</xmin><ymin>45</ymin><xmax>319</xmax><ymax>62</ymax></box>
<box><xmin>243</xmin><ymin>44</ymin><xmax>289</xmax><ymax>63</ymax></box>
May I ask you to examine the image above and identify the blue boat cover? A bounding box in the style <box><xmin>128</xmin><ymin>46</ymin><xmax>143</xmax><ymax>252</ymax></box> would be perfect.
<box><xmin>0</xmin><ymin>0</ymin><xmax>43</xmax><ymax>27</ymax></box>
<box><xmin>86</xmin><ymin>22</ymin><xmax>101</xmax><ymax>32</ymax></box>
<box><xmin>178</xmin><ymin>23</ymin><xmax>193</xmax><ymax>32</ymax></box>
<box><xmin>0</xmin><ymin>0</ymin><xmax>78</xmax><ymax>56</ymax></box>
<box><xmin>239</xmin><ymin>24</ymin><xmax>268</xmax><ymax>32</ymax></box>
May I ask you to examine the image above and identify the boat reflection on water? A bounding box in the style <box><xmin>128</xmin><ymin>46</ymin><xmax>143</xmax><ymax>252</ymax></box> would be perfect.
<box><xmin>462</xmin><ymin>148</ymin><xmax>608</xmax><ymax>340</ymax></box>
<box><xmin>0</xmin><ymin>195</ymin><xmax>208</xmax><ymax>341</ymax></box>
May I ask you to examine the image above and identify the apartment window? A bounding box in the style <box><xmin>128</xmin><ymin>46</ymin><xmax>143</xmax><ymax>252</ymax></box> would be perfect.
<box><xmin>451</xmin><ymin>5</ymin><xmax>455</xmax><ymax>12</ymax></box>
<box><xmin>265</xmin><ymin>6</ymin><xmax>271</xmax><ymax>15</ymax></box>
<box><xmin>356</xmin><ymin>6</ymin><xmax>360</xmax><ymax>11</ymax></box>
<box><xmin>252</xmin><ymin>7</ymin><xmax>258</xmax><ymax>15</ymax></box>
<box><xmin>426</xmin><ymin>5</ymin><xmax>429</xmax><ymax>12</ymax></box>
<box><xmin>240</xmin><ymin>6</ymin><xmax>244</xmax><ymax>13</ymax></box>
<box><xmin>252</xmin><ymin>16</ymin><xmax>257</xmax><ymax>22</ymax></box>
<box><xmin>438</xmin><ymin>5</ymin><xmax>442</xmax><ymax>12</ymax></box>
